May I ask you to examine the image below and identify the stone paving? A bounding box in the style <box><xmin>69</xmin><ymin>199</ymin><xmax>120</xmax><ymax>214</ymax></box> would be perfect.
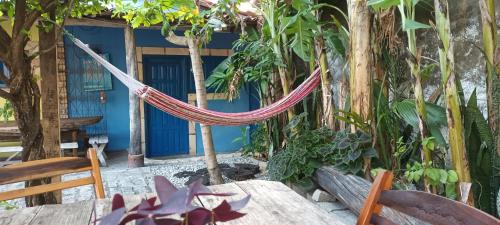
<box><xmin>1</xmin><ymin>151</ymin><xmax>263</xmax><ymax>208</ymax></box>
<box><xmin>1</xmin><ymin>151</ymin><xmax>356</xmax><ymax>223</ymax></box>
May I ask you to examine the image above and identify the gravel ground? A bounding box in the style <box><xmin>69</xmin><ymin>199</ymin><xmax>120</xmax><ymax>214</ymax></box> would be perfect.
<box><xmin>0</xmin><ymin>151</ymin><xmax>268</xmax><ymax>209</ymax></box>
<box><xmin>148</xmin><ymin>154</ymin><xmax>269</xmax><ymax>187</ymax></box>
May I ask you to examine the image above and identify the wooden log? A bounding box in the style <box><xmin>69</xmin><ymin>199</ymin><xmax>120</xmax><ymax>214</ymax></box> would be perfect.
<box><xmin>315</xmin><ymin>166</ymin><xmax>428</xmax><ymax>225</ymax></box>
<box><xmin>124</xmin><ymin>26</ymin><xmax>144</xmax><ymax>167</ymax></box>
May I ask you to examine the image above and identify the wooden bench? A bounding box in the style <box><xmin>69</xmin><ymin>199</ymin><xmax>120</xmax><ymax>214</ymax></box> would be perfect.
<box><xmin>88</xmin><ymin>135</ymin><xmax>108</xmax><ymax>166</ymax></box>
<box><xmin>0</xmin><ymin>148</ymin><xmax>104</xmax><ymax>201</ymax></box>
<box><xmin>357</xmin><ymin>170</ymin><xmax>500</xmax><ymax>225</ymax></box>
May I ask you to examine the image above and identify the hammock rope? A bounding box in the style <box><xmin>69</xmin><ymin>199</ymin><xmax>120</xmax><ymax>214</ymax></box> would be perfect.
<box><xmin>69</xmin><ymin>36</ymin><xmax>321</xmax><ymax>126</ymax></box>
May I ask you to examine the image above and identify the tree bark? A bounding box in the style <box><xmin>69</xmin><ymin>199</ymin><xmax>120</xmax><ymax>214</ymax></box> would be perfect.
<box><xmin>316</xmin><ymin>37</ymin><xmax>335</xmax><ymax>130</ymax></box>
<box><xmin>435</xmin><ymin>0</ymin><xmax>472</xmax><ymax>203</ymax></box>
<box><xmin>125</xmin><ymin>26</ymin><xmax>144</xmax><ymax>167</ymax></box>
<box><xmin>186</xmin><ymin>37</ymin><xmax>224</xmax><ymax>184</ymax></box>
<box><xmin>39</xmin><ymin>2</ymin><xmax>62</xmax><ymax>203</ymax></box>
<box><xmin>165</xmin><ymin>32</ymin><xmax>224</xmax><ymax>184</ymax></box>
<box><xmin>348</xmin><ymin>0</ymin><xmax>373</xmax><ymax>177</ymax></box>
<box><xmin>0</xmin><ymin>0</ymin><xmax>56</xmax><ymax>207</ymax></box>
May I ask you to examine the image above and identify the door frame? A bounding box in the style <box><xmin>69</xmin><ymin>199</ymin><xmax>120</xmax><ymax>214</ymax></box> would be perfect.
<box><xmin>136</xmin><ymin>47</ymin><xmax>232</xmax><ymax>157</ymax></box>
<box><xmin>143</xmin><ymin>55</ymin><xmax>189</xmax><ymax>157</ymax></box>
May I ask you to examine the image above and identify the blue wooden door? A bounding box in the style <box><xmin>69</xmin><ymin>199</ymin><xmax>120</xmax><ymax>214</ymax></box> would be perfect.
<box><xmin>144</xmin><ymin>56</ymin><xmax>189</xmax><ymax>157</ymax></box>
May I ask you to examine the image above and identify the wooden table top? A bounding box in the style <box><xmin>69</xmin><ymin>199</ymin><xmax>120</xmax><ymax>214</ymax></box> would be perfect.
<box><xmin>0</xmin><ymin>180</ymin><xmax>348</xmax><ymax>225</ymax></box>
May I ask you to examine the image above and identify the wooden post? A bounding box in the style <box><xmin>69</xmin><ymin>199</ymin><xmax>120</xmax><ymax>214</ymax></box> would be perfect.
<box><xmin>124</xmin><ymin>26</ymin><xmax>144</xmax><ymax>167</ymax></box>
<box><xmin>39</xmin><ymin>3</ymin><xmax>61</xmax><ymax>203</ymax></box>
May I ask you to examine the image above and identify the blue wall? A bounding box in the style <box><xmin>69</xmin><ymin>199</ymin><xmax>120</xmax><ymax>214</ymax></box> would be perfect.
<box><xmin>64</xmin><ymin>26</ymin><xmax>245</xmax><ymax>155</ymax></box>
<box><xmin>65</xmin><ymin>26</ymin><xmax>129</xmax><ymax>151</ymax></box>
<box><xmin>195</xmin><ymin>87</ymin><xmax>251</xmax><ymax>155</ymax></box>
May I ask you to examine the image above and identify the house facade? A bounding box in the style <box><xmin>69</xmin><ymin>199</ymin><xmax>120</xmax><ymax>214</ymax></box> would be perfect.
<box><xmin>59</xmin><ymin>25</ymin><xmax>255</xmax><ymax>157</ymax></box>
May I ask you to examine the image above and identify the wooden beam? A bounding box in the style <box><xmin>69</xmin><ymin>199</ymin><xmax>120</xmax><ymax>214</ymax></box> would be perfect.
<box><xmin>65</xmin><ymin>18</ymin><xmax>127</xmax><ymax>28</ymax></box>
<box><xmin>124</xmin><ymin>26</ymin><xmax>143</xmax><ymax>167</ymax></box>
<box><xmin>38</xmin><ymin>4</ymin><xmax>62</xmax><ymax>203</ymax></box>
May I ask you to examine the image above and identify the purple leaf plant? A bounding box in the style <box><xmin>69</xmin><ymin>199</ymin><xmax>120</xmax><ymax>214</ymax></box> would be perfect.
<box><xmin>94</xmin><ymin>176</ymin><xmax>251</xmax><ymax>225</ymax></box>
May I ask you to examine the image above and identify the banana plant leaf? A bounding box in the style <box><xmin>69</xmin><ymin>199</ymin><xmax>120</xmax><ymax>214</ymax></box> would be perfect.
<box><xmin>392</xmin><ymin>99</ymin><xmax>447</xmax><ymax>146</ymax></box>
<box><xmin>464</xmin><ymin>89</ymin><xmax>499</xmax><ymax>217</ymax></box>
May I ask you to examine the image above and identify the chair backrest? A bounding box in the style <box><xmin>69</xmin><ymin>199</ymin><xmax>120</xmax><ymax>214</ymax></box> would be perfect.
<box><xmin>356</xmin><ymin>170</ymin><xmax>500</xmax><ymax>225</ymax></box>
<box><xmin>0</xmin><ymin>148</ymin><xmax>105</xmax><ymax>201</ymax></box>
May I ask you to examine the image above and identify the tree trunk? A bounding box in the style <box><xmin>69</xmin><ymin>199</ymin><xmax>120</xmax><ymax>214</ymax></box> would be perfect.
<box><xmin>316</xmin><ymin>37</ymin><xmax>335</xmax><ymax>130</ymax></box>
<box><xmin>0</xmin><ymin>0</ymin><xmax>56</xmax><ymax>207</ymax></box>
<box><xmin>186</xmin><ymin>37</ymin><xmax>224</xmax><ymax>185</ymax></box>
<box><xmin>348</xmin><ymin>0</ymin><xmax>373</xmax><ymax>177</ymax></box>
<box><xmin>435</xmin><ymin>0</ymin><xmax>472</xmax><ymax>203</ymax></box>
<box><xmin>124</xmin><ymin>26</ymin><xmax>144</xmax><ymax>167</ymax></box>
<box><xmin>39</xmin><ymin>3</ymin><xmax>62</xmax><ymax>203</ymax></box>
<box><xmin>11</xmin><ymin>64</ymin><xmax>56</xmax><ymax>206</ymax></box>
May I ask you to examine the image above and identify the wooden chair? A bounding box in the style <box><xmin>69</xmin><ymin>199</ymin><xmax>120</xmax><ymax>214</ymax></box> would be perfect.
<box><xmin>0</xmin><ymin>148</ymin><xmax>105</xmax><ymax>201</ymax></box>
<box><xmin>356</xmin><ymin>170</ymin><xmax>500</xmax><ymax>225</ymax></box>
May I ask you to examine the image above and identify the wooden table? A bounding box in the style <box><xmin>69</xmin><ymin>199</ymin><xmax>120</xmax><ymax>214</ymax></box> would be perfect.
<box><xmin>0</xmin><ymin>180</ymin><xmax>349</xmax><ymax>225</ymax></box>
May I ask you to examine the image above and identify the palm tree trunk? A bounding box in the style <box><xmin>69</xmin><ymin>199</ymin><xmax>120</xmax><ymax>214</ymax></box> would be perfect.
<box><xmin>435</xmin><ymin>0</ymin><xmax>472</xmax><ymax>203</ymax></box>
<box><xmin>186</xmin><ymin>37</ymin><xmax>224</xmax><ymax>185</ymax></box>
<box><xmin>348</xmin><ymin>0</ymin><xmax>373</xmax><ymax>177</ymax></box>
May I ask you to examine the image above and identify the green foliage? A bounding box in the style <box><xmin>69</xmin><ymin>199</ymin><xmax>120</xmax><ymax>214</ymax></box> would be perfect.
<box><xmin>393</xmin><ymin>99</ymin><xmax>447</xmax><ymax>146</ymax></box>
<box><xmin>232</xmin><ymin>126</ymin><xmax>249</xmax><ymax>147</ymax></box>
<box><xmin>269</xmin><ymin>113</ymin><xmax>377</xmax><ymax>188</ymax></box>
<box><xmin>206</xmin><ymin>27</ymin><xmax>275</xmax><ymax>100</ymax></box>
<box><xmin>322</xmin><ymin>130</ymin><xmax>377</xmax><ymax>174</ymax></box>
<box><xmin>0</xmin><ymin>100</ymin><xmax>13</xmax><ymax>122</ymax></box>
<box><xmin>404</xmin><ymin>161</ymin><xmax>458</xmax><ymax>199</ymax></box>
<box><xmin>0</xmin><ymin>200</ymin><xmax>16</xmax><ymax>210</ymax></box>
<box><xmin>464</xmin><ymin>89</ymin><xmax>500</xmax><ymax>216</ymax></box>
<box><xmin>240</xmin><ymin>124</ymin><xmax>270</xmax><ymax>157</ymax></box>
<box><xmin>0</xmin><ymin>0</ymin><xmax>109</xmax><ymax>27</ymax></box>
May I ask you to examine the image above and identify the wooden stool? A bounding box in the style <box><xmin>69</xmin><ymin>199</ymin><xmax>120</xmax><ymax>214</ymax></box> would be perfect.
<box><xmin>89</xmin><ymin>135</ymin><xmax>108</xmax><ymax>166</ymax></box>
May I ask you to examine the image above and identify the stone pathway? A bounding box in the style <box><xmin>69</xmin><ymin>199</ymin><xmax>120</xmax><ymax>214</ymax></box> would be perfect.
<box><xmin>1</xmin><ymin>151</ymin><xmax>264</xmax><ymax>208</ymax></box>
<box><xmin>1</xmin><ymin>151</ymin><xmax>356</xmax><ymax>224</ymax></box>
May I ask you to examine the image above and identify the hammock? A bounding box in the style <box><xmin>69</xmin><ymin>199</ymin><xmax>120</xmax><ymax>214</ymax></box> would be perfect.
<box><xmin>69</xmin><ymin>37</ymin><xmax>321</xmax><ymax>126</ymax></box>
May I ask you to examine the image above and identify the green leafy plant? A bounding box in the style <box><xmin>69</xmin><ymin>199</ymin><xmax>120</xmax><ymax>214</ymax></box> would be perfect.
<box><xmin>321</xmin><ymin>130</ymin><xmax>378</xmax><ymax>174</ymax></box>
<box><xmin>464</xmin><ymin>89</ymin><xmax>500</xmax><ymax>216</ymax></box>
<box><xmin>0</xmin><ymin>200</ymin><xmax>16</xmax><ymax>210</ymax></box>
<box><xmin>269</xmin><ymin>113</ymin><xmax>377</xmax><ymax>188</ymax></box>
<box><xmin>404</xmin><ymin>161</ymin><xmax>458</xmax><ymax>199</ymax></box>
<box><xmin>0</xmin><ymin>100</ymin><xmax>13</xmax><ymax>122</ymax></box>
<box><xmin>240</xmin><ymin>124</ymin><xmax>270</xmax><ymax>157</ymax></box>
<box><xmin>232</xmin><ymin>126</ymin><xmax>249</xmax><ymax>147</ymax></box>
<box><xmin>268</xmin><ymin>114</ymin><xmax>335</xmax><ymax>188</ymax></box>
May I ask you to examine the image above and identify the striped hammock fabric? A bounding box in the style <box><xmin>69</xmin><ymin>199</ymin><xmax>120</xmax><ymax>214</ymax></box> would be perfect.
<box><xmin>70</xmin><ymin>37</ymin><xmax>321</xmax><ymax>126</ymax></box>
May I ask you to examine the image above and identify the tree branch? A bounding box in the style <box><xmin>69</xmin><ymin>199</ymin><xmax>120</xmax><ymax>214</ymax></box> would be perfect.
<box><xmin>12</xmin><ymin>0</ymin><xmax>27</xmax><ymax>41</ymax></box>
<box><xmin>23</xmin><ymin>10</ymin><xmax>41</xmax><ymax>32</ymax></box>
<box><xmin>165</xmin><ymin>31</ymin><xmax>188</xmax><ymax>46</ymax></box>
<box><xmin>27</xmin><ymin>0</ymin><xmax>74</xmax><ymax>60</ymax></box>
